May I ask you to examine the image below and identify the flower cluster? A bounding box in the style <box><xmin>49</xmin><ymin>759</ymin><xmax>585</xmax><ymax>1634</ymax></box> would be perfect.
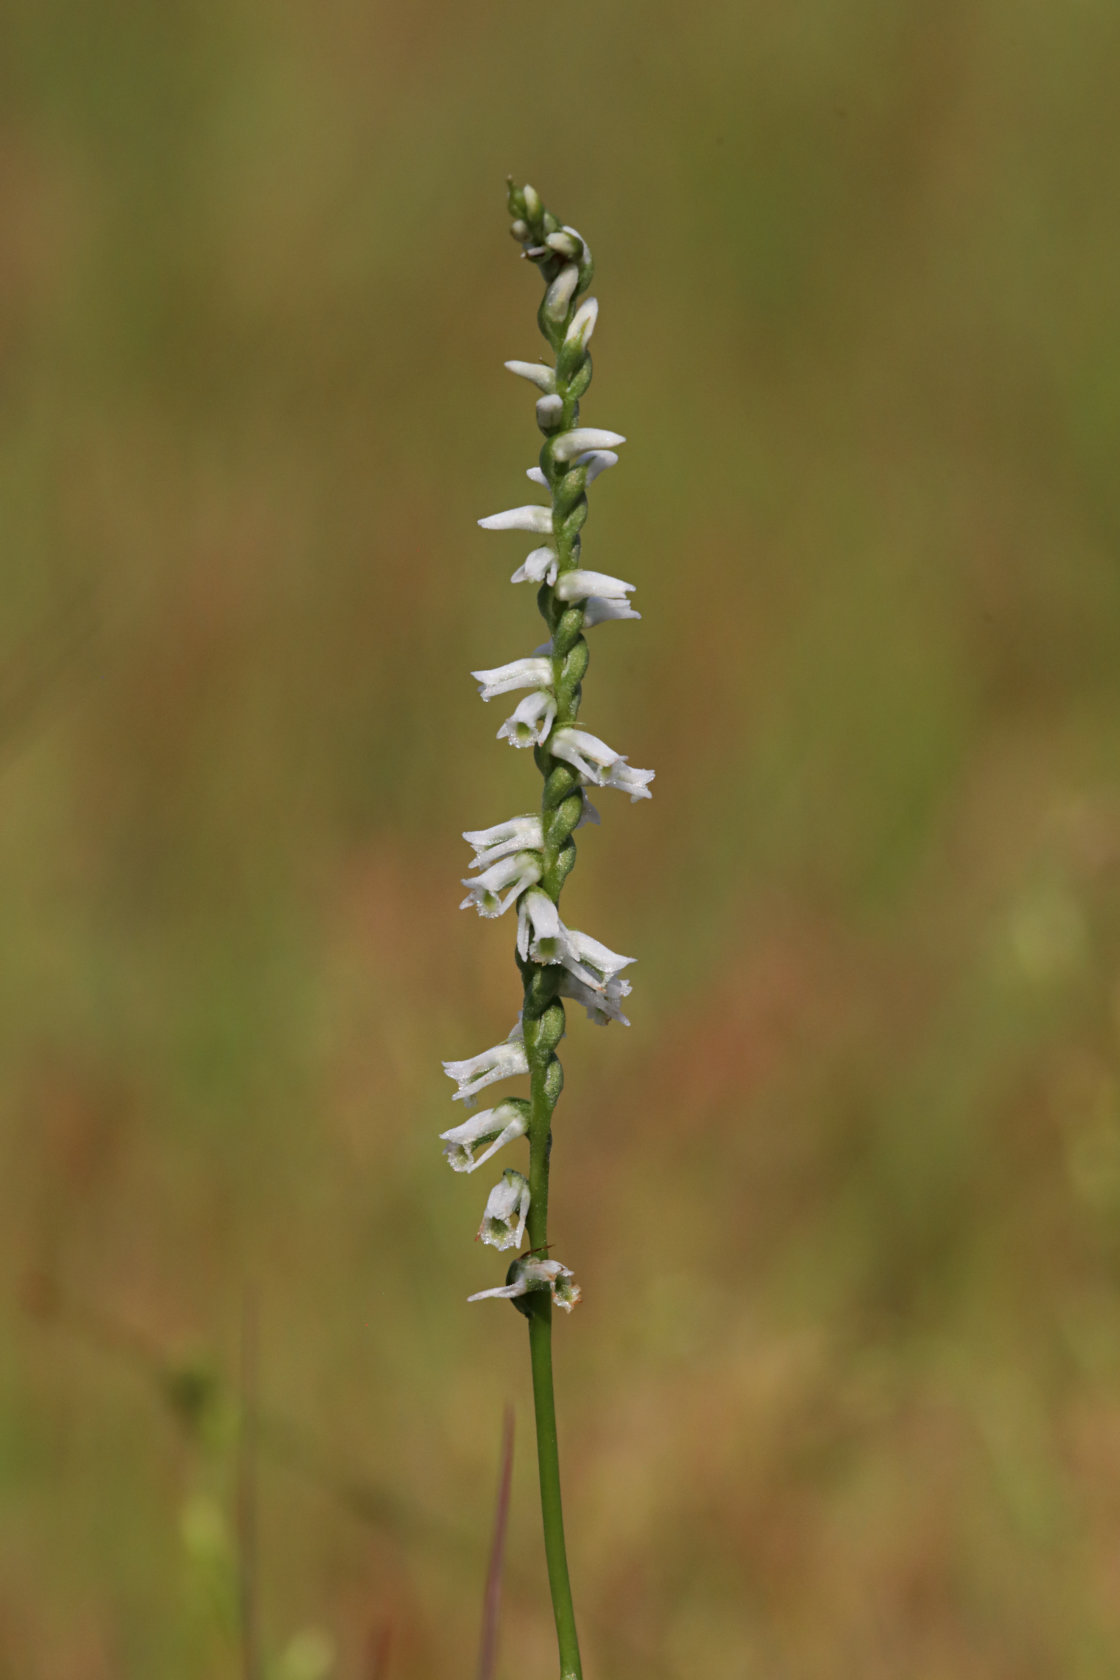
<box><xmin>441</xmin><ymin>182</ymin><xmax>653</xmax><ymax>1309</ymax></box>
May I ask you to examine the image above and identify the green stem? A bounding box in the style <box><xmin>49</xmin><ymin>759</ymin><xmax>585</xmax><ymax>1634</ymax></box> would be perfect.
<box><xmin>528</xmin><ymin>1297</ymin><xmax>582</xmax><ymax>1680</ymax></box>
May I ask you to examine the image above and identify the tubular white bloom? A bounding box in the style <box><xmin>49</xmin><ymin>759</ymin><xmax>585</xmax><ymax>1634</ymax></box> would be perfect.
<box><xmin>605</xmin><ymin>762</ymin><xmax>655</xmax><ymax>800</ymax></box>
<box><xmin>543</xmin><ymin>262</ymin><xmax>580</xmax><ymax>322</ymax></box>
<box><xmin>443</xmin><ymin>1024</ymin><xmax>528</xmax><ymax>1106</ymax></box>
<box><xmin>536</xmin><ymin>393</ymin><xmax>564</xmax><ymax>431</ymax></box>
<box><xmin>582</xmin><ymin>595</ymin><xmax>641</xmax><ymax>626</ymax></box>
<box><xmin>557</xmin><ymin>969</ymin><xmax>632</xmax><ymax>1026</ymax></box>
<box><xmin>468</xmin><ymin>1256</ymin><xmax>581</xmax><ymax>1311</ymax></box>
<box><xmin>440</xmin><ymin>1100</ymin><xmax>529</xmax><ymax>1173</ymax></box>
<box><xmin>545</xmin><ymin>229</ymin><xmax>583</xmax><ymax>261</ymax></box>
<box><xmin>462</xmin><ymin>814</ymin><xmax>543</xmax><ymax>870</ymax></box>
<box><xmin>554</xmin><ymin>569</ymin><xmax>635</xmax><ymax>603</ymax></box>
<box><xmin>478</xmin><ymin>1169</ymin><xmax>530</xmax><ymax>1250</ymax></box>
<box><xmin>472</xmin><ymin>656</ymin><xmax>554</xmax><ymax>701</ymax></box>
<box><xmin>517</xmin><ymin>888</ymin><xmax>564</xmax><ymax>963</ymax></box>
<box><xmin>460</xmin><ymin>850</ymin><xmax>542</xmax><ymax>918</ymax></box>
<box><xmin>517</xmin><ymin>890</ymin><xmax>631</xmax><ymax>990</ymax></box>
<box><xmin>549</xmin><ymin>726</ymin><xmax>655</xmax><ymax>801</ymax></box>
<box><xmin>525</xmin><ymin>466</ymin><xmax>548</xmax><ymax>488</ymax></box>
<box><xmin>560</xmin><ymin>926</ymin><xmax>636</xmax><ymax>987</ymax></box>
<box><xmin>510</xmin><ymin>546</ymin><xmax>559</xmax><ymax>586</ymax></box>
<box><xmin>552</xmin><ymin>427</ymin><xmax>626</xmax><ymax>462</ymax></box>
<box><xmin>478</xmin><ymin>505</ymin><xmax>553</xmax><ymax>534</ymax></box>
<box><xmin>505</xmin><ymin>360</ymin><xmax>555</xmax><ymax>393</ymax></box>
<box><xmin>563</xmin><ymin>297</ymin><xmax>598</xmax><ymax>353</ymax></box>
<box><xmin>497</xmin><ymin>690</ymin><xmax>556</xmax><ymax>749</ymax></box>
<box><xmin>577</xmin><ymin>449</ymin><xmax>618</xmax><ymax>484</ymax></box>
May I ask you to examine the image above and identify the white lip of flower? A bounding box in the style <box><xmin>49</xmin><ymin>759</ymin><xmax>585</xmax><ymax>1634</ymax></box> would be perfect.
<box><xmin>551</xmin><ymin>428</ymin><xmax>627</xmax><ymax>463</ymax></box>
<box><xmin>443</xmin><ymin>1023</ymin><xmax>528</xmax><ymax>1105</ymax></box>
<box><xmin>504</xmin><ymin>360</ymin><xmax>556</xmax><ymax>393</ymax></box>
<box><xmin>563</xmin><ymin>297</ymin><xmax>598</xmax><ymax>352</ymax></box>
<box><xmin>462</xmin><ymin>815</ymin><xmax>543</xmax><ymax>870</ymax></box>
<box><xmin>582</xmin><ymin>595</ymin><xmax>641</xmax><ymax>626</ymax></box>
<box><xmin>440</xmin><ymin>1100</ymin><xmax>530</xmax><ymax>1173</ymax></box>
<box><xmin>497</xmin><ymin>690</ymin><xmax>556</xmax><ymax>749</ymax></box>
<box><xmin>478</xmin><ymin>505</ymin><xmax>553</xmax><ymax>534</ymax></box>
<box><xmin>557</xmin><ymin>969</ymin><xmax>632</xmax><ymax>1026</ymax></box>
<box><xmin>471</xmin><ymin>657</ymin><xmax>555</xmax><ymax>701</ymax></box>
<box><xmin>553</xmin><ymin>569</ymin><xmax>635</xmax><ymax>604</ymax></box>
<box><xmin>459</xmin><ymin>850</ymin><xmax>542</xmax><ymax>918</ymax></box>
<box><xmin>478</xmin><ymin>1169</ymin><xmax>531</xmax><ymax>1250</ymax></box>
<box><xmin>511</xmin><ymin>546</ymin><xmax>559</xmax><ymax>586</ymax></box>
<box><xmin>468</xmin><ymin>1256</ymin><xmax>582</xmax><ymax>1311</ymax></box>
<box><xmin>549</xmin><ymin>727</ymin><xmax>655</xmax><ymax>802</ymax></box>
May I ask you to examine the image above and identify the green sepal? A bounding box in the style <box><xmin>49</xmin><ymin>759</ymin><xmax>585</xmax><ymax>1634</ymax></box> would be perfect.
<box><xmin>552</xmin><ymin>606</ymin><xmax>586</xmax><ymax>660</ymax></box>
<box><xmin>521</xmin><ymin>963</ymin><xmax>561</xmax><ymax>1019</ymax></box>
<box><xmin>545</xmin><ymin>840</ymin><xmax>578</xmax><ymax>898</ymax></box>
<box><xmin>543</xmin><ymin>761</ymin><xmax>580</xmax><ymax>808</ymax></box>
<box><xmin>532</xmin><ymin>1000</ymin><xmax>566</xmax><ymax>1059</ymax></box>
<box><xmin>543</xmin><ymin>1056</ymin><xmax>565</xmax><ymax>1108</ymax></box>
<box><xmin>547</xmin><ymin>793</ymin><xmax>585</xmax><ymax>848</ymax></box>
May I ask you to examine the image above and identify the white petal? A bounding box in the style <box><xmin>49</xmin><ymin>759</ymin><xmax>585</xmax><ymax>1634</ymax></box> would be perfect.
<box><xmin>471</xmin><ymin>657</ymin><xmax>554</xmax><ymax>700</ymax></box>
<box><xmin>545</xmin><ymin>229</ymin><xmax>583</xmax><ymax>261</ymax></box>
<box><xmin>604</xmin><ymin>761</ymin><xmax>655</xmax><ymax>802</ymax></box>
<box><xmin>525</xmin><ymin>466</ymin><xmax>549</xmax><ymax>487</ymax></box>
<box><xmin>478</xmin><ymin>505</ymin><xmax>553</xmax><ymax>534</ymax></box>
<box><xmin>497</xmin><ymin>691</ymin><xmax>556</xmax><ymax>749</ymax></box>
<box><xmin>504</xmin><ymin>360</ymin><xmax>556</xmax><ymax>393</ymax></box>
<box><xmin>463</xmin><ymin>814</ymin><xmax>542</xmax><ymax>869</ymax></box>
<box><xmin>578</xmin><ymin>450</ymin><xmax>618</xmax><ymax>483</ymax></box>
<box><xmin>510</xmin><ymin>546</ymin><xmax>559</xmax><ymax>586</ymax></box>
<box><xmin>554</xmin><ymin>569</ymin><xmax>635</xmax><ymax>603</ymax></box>
<box><xmin>543</xmin><ymin>263</ymin><xmax>580</xmax><ymax>322</ymax></box>
<box><xmin>582</xmin><ymin>595</ymin><xmax>641</xmax><ymax>626</ymax></box>
<box><xmin>563</xmin><ymin>297</ymin><xmax>598</xmax><ymax>350</ymax></box>
<box><xmin>443</xmin><ymin>1029</ymin><xmax>528</xmax><ymax>1105</ymax></box>
<box><xmin>459</xmin><ymin>852</ymin><xmax>541</xmax><ymax>918</ymax></box>
<box><xmin>536</xmin><ymin>393</ymin><xmax>564</xmax><ymax>430</ymax></box>
<box><xmin>552</xmin><ymin>428</ymin><xmax>626</xmax><ymax>462</ymax></box>
<box><xmin>549</xmin><ymin>726</ymin><xmax>619</xmax><ymax>780</ymax></box>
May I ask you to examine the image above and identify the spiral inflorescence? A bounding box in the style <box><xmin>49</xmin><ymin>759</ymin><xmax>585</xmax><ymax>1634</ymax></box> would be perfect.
<box><xmin>442</xmin><ymin>182</ymin><xmax>652</xmax><ymax>1316</ymax></box>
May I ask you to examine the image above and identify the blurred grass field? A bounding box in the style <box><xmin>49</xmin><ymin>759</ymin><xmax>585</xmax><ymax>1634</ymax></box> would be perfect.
<box><xmin>3</xmin><ymin>0</ymin><xmax>1120</xmax><ymax>1674</ymax></box>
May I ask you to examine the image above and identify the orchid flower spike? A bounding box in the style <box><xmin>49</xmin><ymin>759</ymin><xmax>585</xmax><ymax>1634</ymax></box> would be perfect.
<box><xmin>478</xmin><ymin>1168</ymin><xmax>531</xmax><ymax>1250</ymax></box>
<box><xmin>444</xmin><ymin>184</ymin><xmax>656</xmax><ymax>1676</ymax></box>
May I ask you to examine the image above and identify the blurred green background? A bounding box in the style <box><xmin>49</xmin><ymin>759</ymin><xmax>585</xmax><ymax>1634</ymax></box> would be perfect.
<box><xmin>3</xmin><ymin>0</ymin><xmax>1120</xmax><ymax>1674</ymax></box>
